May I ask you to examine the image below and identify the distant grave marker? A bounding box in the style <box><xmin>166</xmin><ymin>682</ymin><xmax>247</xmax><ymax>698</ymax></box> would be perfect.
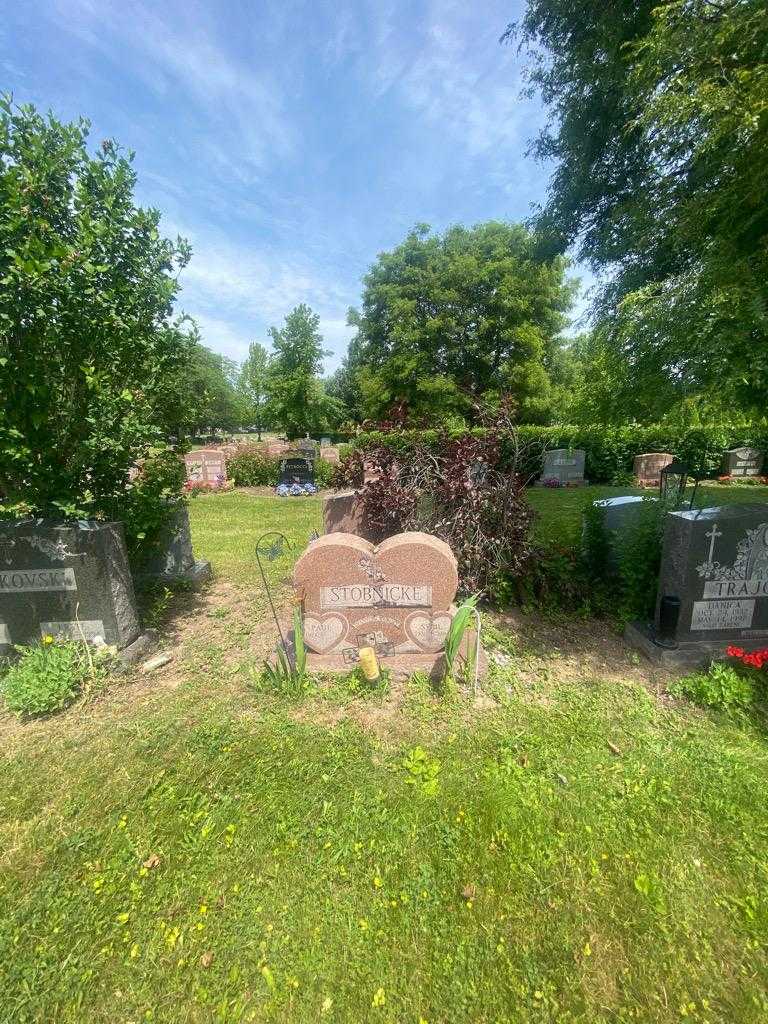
<box><xmin>633</xmin><ymin>452</ymin><xmax>674</xmax><ymax>487</ymax></box>
<box><xmin>722</xmin><ymin>447</ymin><xmax>763</xmax><ymax>479</ymax></box>
<box><xmin>537</xmin><ymin>449</ymin><xmax>586</xmax><ymax>487</ymax></box>
<box><xmin>183</xmin><ymin>448</ymin><xmax>228</xmax><ymax>485</ymax></box>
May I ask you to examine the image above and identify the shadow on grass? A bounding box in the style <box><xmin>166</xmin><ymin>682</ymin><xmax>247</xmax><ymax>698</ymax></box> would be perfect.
<box><xmin>134</xmin><ymin>576</ymin><xmax>215</xmax><ymax>637</ymax></box>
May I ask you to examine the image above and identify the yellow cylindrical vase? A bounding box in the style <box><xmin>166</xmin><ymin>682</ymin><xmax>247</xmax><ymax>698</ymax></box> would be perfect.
<box><xmin>358</xmin><ymin>646</ymin><xmax>380</xmax><ymax>683</ymax></box>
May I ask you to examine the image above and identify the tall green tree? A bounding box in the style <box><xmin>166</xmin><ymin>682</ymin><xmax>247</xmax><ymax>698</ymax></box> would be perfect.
<box><xmin>512</xmin><ymin>0</ymin><xmax>768</xmax><ymax>419</ymax></box>
<box><xmin>0</xmin><ymin>99</ymin><xmax>194</xmax><ymax>516</ymax></box>
<box><xmin>324</xmin><ymin>331</ymin><xmax>366</xmax><ymax>425</ymax></box>
<box><xmin>238</xmin><ymin>341</ymin><xmax>271</xmax><ymax>438</ymax></box>
<box><xmin>347</xmin><ymin>222</ymin><xmax>573</xmax><ymax>423</ymax></box>
<box><xmin>188</xmin><ymin>345</ymin><xmax>247</xmax><ymax>434</ymax></box>
<box><xmin>267</xmin><ymin>305</ymin><xmax>343</xmax><ymax>437</ymax></box>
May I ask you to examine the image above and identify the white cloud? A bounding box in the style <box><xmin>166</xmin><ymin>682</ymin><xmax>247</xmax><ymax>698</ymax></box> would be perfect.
<box><xmin>179</xmin><ymin>238</ymin><xmax>351</xmax><ymax>324</ymax></box>
<box><xmin>52</xmin><ymin>0</ymin><xmax>293</xmax><ymax>171</ymax></box>
<box><xmin>363</xmin><ymin>0</ymin><xmax>542</xmax><ymax>163</ymax></box>
<box><xmin>174</xmin><ymin>226</ymin><xmax>357</xmax><ymax>372</ymax></box>
<box><xmin>187</xmin><ymin>313</ymin><xmax>252</xmax><ymax>363</ymax></box>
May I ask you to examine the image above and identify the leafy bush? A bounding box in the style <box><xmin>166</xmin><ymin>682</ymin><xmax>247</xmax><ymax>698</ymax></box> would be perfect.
<box><xmin>612</xmin><ymin>501</ymin><xmax>670</xmax><ymax>621</ymax></box>
<box><xmin>227</xmin><ymin>447</ymin><xmax>280</xmax><ymax>486</ymax></box>
<box><xmin>514</xmin><ymin>544</ymin><xmax>612</xmax><ymax>616</ymax></box>
<box><xmin>227</xmin><ymin>446</ymin><xmax>335</xmax><ymax>488</ymax></box>
<box><xmin>0</xmin><ymin>101</ymin><xmax>192</xmax><ymax>533</ymax></box>
<box><xmin>318</xmin><ymin>460</ymin><xmax>336</xmax><ymax>487</ymax></box>
<box><xmin>349</xmin><ymin>423</ymin><xmax>768</xmax><ymax>484</ymax></box>
<box><xmin>107</xmin><ymin>446</ymin><xmax>187</xmax><ymax>556</ymax></box>
<box><xmin>1</xmin><ymin>638</ymin><xmax>97</xmax><ymax>718</ymax></box>
<box><xmin>333</xmin><ymin>407</ymin><xmax>539</xmax><ymax>595</ymax></box>
<box><xmin>580</xmin><ymin>495</ymin><xmax>675</xmax><ymax>622</ymax></box>
<box><xmin>670</xmin><ymin>662</ymin><xmax>758</xmax><ymax>714</ymax></box>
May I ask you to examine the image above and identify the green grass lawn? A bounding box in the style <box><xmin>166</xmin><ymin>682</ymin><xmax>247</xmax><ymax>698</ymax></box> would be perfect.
<box><xmin>2</xmin><ymin>491</ymin><xmax>768</xmax><ymax>1023</ymax></box>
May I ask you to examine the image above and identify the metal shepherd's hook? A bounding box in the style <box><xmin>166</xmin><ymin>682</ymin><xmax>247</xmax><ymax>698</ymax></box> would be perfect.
<box><xmin>255</xmin><ymin>531</ymin><xmax>292</xmax><ymax>655</ymax></box>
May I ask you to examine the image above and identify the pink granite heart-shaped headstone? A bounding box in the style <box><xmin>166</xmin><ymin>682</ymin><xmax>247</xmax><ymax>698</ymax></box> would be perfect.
<box><xmin>293</xmin><ymin>532</ymin><xmax>458</xmax><ymax>655</ymax></box>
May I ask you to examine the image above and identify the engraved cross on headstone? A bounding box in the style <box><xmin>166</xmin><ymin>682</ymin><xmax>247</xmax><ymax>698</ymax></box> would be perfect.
<box><xmin>705</xmin><ymin>524</ymin><xmax>722</xmax><ymax>563</ymax></box>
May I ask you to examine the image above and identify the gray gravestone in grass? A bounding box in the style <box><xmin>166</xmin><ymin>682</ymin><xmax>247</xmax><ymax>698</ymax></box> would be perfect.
<box><xmin>131</xmin><ymin>506</ymin><xmax>211</xmax><ymax>586</ymax></box>
<box><xmin>625</xmin><ymin>503</ymin><xmax>768</xmax><ymax>668</ymax></box>
<box><xmin>0</xmin><ymin>520</ymin><xmax>140</xmax><ymax>655</ymax></box>
<box><xmin>537</xmin><ymin>449</ymin><xmax>586</xmax><ymax>487</ymax></box>
<box><xmin>722</xmin><ymin>447</ymin><xmax>764</xmax><ymax>479</ymax></box>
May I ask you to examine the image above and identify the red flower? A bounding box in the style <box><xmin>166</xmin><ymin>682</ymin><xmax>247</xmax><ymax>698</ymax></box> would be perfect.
<box><xmin>727</xmin><ymin>645</ymin><xmax>768</xmax><ymax>670</ymax></box>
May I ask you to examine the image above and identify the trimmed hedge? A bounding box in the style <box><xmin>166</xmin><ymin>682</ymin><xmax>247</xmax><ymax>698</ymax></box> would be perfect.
<box><xmin>349</xmin><ymin>424</ymin><xmax>768</xmax><ymax>484</ymax></box>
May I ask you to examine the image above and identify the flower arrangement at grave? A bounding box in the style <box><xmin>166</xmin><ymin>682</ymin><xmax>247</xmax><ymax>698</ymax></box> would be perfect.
<box><xmin>716</xmin><ymin>475</ymin><xmax>768</xmax><ymax>487</ymax></box>
<box><xmin>183</xmin><ymin>476</ymin><xmax>233</xmax><ymax>494</ymax></box>
<box><xmin>727</xmin><ymin>645</ymin><xmax>768</xmax><ymax>670</ymax></box>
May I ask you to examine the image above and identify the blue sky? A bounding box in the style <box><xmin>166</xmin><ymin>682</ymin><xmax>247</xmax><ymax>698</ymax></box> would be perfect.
<box><xmin>4</xmin><ymin>0</ymin><xmax>592</xmax><ymax>373</ymax></box>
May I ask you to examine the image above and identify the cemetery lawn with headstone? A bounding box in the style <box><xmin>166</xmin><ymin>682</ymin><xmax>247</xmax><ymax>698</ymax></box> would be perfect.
<box><xmin>2</xmin><ymin>490</ymin><xmax>768</xmax><ymax>1022</ymax></box>
<box><xmin>527</xmin><ymin>483</ymin><xmax>768</xmax><ymax>547</ymax></box>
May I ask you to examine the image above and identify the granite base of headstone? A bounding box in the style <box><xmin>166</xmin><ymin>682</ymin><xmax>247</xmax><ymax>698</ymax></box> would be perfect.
<box><xmin>633</xmin><ymin>452</ymin><xmax>674</xmax><ymax>487</ymax></box>
<box><xmin>722</xmin><ymin>447</ymin><xmax>764</xmax><ymax>479</ymax></box>
<box><xmin>280</xmin><ymin>531</ymin><xmax>487</xmax><ymax>679</ymax></box>
<box><xmin>625</xmin><ymin>503</ymin><xmax>768</xmax><ymax>668</ymax></box>
<box><xmin>0</xmin><ymin>519</ymin><xmax>141</xmax><ymax>655</ymax></box>
<box><xmin>536</xmin><ymin>449</ymin><xmax>586</xmax><ymax>487</ymax></box>
<box><xmin>131</xmin><ymin>506</ymin><xmax>211</xmax><ymax>587</ymax></box>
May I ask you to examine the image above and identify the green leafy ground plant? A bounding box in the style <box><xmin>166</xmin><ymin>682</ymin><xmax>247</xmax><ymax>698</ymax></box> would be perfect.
<box><xmin>670</xmin><ymin>662</ymin><xmax>758</xmax><ymax>715</ymax></box>
<box><xmin>1</xmin><ymin>637</ymin><xmax>104</xmax><ymax>718</ymax></box>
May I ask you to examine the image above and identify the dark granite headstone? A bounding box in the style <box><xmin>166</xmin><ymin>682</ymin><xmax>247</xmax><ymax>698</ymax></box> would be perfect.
<box><xmin>722</xmin><ymin>447</ymin><xmax>763</xmax><ymax>478</ymax></box>
<box><xmin>537</xmin><ymin>449</ymin><xmax>586</xmax><ymax>487</ymax></box>
<box><xmin>131</xmin><ymin>506</ymin><xmax>211</xmax><ymax>586</ymax></box>
<box><xmin>0</xmin><ymin>520</ymin><xmax>140</xmax><ymax>654</ymax></box>
<box><xmin>278</xmin><ymin>457</ymin><xmax>315</xmax><ymax>487</ymax></box>
<box><xmin>625</xmin><ymin>503</ymin><xmax>768</xmax><ymax>666</ymax></box>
